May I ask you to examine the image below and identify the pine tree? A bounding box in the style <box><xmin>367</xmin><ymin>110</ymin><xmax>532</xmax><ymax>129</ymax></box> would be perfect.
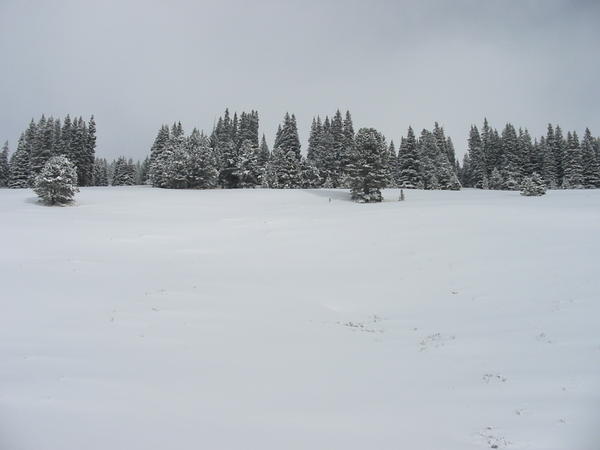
<box><xmin>386</xmin><ymin>140</ymin><xmax>397</xmax><ymax>187</ymax></box>
<box><xmin>93</xmin><ymin>158</ymin><xmax>109</xmax><ymax>186</ymax></box>
<box><xmin>489</xmin><ymin>168</ymin><xmax>504</xmax><ymax>190</ymax></box>
<box><xmin>235</xmin><ymin>140</ymin><xmax>262</xmax><ymax>188</ymax></box>
<box><xmin>0</xmin><ymin>141</ymin><xmax>10</xmax><ymax>187</ymax></box>
<box><xmin>562</xmin><ymin>131</ymin><xmax>584</xmax><ymax>188</ymax></box>
<box><xmin>418</xmin><ymin>129</ymin><xmax>440</xmax><ymax>189</ymax></box>
<box><xmin>266</xmin><ymin>147</ymin><xmax>301</xmax><ymax>188</ymax></box>
<box><xmin>306</xmin><ymin>117</ymin><xmax>322</xmax><ymax>164</ymax></box>
<box><xmin>397</xmin><ymin>127</ymin><xmax>421</xmax><ymax>188</ymax></box>
<box><xmin>553</xmin><ymin>126</ymin><xmax>567</xmax><ymax>186</ymax></box>
<box><xmin>520</xmin><ymin>172</ymin><xmax>546</xmax><ymax>196</ymax></box>
<box><xmin>341</xmin><ymin>110</ymin><xmax>355</xmax><ymax>179</ymax></box>
<box><xmin>148</xmin><ymin>125</ymin><xmax>171</xmax><ymax>187</ymax></box>
<box><xmin>8</xmin><ymin>134</ymin><xmax>30</xmax><ymax>188</ymax></box>
<box><xmin>468</xmin><ymin>125</ymin><xmax>486</xmax><ymax>188</ymax></box>
<box><xmin>501</xmin><ymin>123</ymin><xmax>522</xmax><ymax>182</ymax></box>
<box><xmin>187</xmin><ymin>130</ymin><xmax>218</xmax><ymax>189</ymax></box>
<box><xmin>299</xmin><ymin>158</ymin><xmax>322</xmax><ymax>188</ymax></box>
<box><xmin>347</xmin><ymin>128</ymin><xmax>388</xmax><ymax>203</ymax></box>
<box><xmin>277</xmin><ymin>113</ymin><xmax>301</xmax><ymax>160</ymax></box>
<box><xmin>258</xmin><ymin>134</ymin><xmax>270</xmax><ymax>167</ymax></box>
<box><xmin>112</xmin><ymin>157</ymin><xmax>136</xmax><ymax>186</ymax></box>
<box><xmin>33</xmin><ymin>155</ymin><xmax>79</xmax><ymax>205</ymax></box>
<box><xmin>581</xmin><ymin>128</ymin><xmax>600</xmax><ymax>188</ymax></box>
<box><xmin>164</xmin><ymin>148</ymin><xmax>190</xmax><ymax>189</ymax></box>
<box><xmin>29</xmin><ymin>115</ymin><xmax>53</xmax><ymax>183</ymax></box>
<box><xmin>83</xmin><ymin>115</ymin><xmax>97</xmax><ymax>186</ymax></box>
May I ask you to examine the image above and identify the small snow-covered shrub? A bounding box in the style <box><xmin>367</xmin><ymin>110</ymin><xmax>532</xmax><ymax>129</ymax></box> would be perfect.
<box><xmin>33</xmin><ymin>155</ymin><xmax>79</xmax><ymax>205</ymax></box>
<box><xmin>520</xmin><ymin>172</ymin><xmax>546</xmax><ymax>197</ymax></box>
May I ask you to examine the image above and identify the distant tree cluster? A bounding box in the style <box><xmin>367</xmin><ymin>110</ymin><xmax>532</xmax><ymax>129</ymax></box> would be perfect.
<box><xmin>395</xmin><ymin>123</ymin><xmax>460</xmax><ymax>190</ymax></box>
<box><xmin>2</xmin><ymin>115</ymin><xmax>96</xmax><ymax>188</ymax></box>
<box><xmin>460</xmin><ymin>119</ymin><xmax>600</xmax><ymax>190</ymax></box>
<box><xmin>147</xmin><ymin>109</ymin><xmax>461</xmax><ymax>200</ymax></box>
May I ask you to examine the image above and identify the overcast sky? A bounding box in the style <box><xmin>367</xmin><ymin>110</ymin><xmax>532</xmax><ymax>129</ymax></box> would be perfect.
<box><xmin>1</xmin><ymin>0</ymin><xmax>599</xmax><ymax>160</ymax></box>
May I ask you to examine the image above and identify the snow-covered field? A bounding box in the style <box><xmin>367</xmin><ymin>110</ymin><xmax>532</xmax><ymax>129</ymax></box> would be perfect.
<box><xmin>1</xmin><ymin>186</ymin><xmax>599</xmax><ymax>450</ymax></box>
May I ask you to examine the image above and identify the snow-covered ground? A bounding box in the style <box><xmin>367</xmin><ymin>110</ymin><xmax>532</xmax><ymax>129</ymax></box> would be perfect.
<box><xmin>1</xmin><ymin>186</ymin><xmax>599</xmax><ymax>450</ymax></box>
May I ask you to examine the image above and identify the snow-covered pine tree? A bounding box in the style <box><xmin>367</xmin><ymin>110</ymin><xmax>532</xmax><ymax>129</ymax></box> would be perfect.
<box><xmin>341</xmin><ymin>110</ymin><xmax>355</xmax><ymax>181</ymax></box>
<box><xmin>187</xmin><ymin>130</ymin><xmax>218</xmax><ymax>189</ymax></box>
<box><xmin>418</xmin><ymin>129</ymin><xmax>441</xmax><ymax>189</ymax></box>
<box><xmin>82</xmin><ymin>115</ymin><xmax>97</xmax><ymax>186</ymax></box>
<box><xmin>164</xmin><ymin>147</ymin><xmax>190</xmax><ymax>189</ymax></box>
<box><xmin>562</xmin><ymin>131</ymin><xmax>584</xmax><ymax>188</ymax></box>
<box><xmin>8</xmin><ymin>134</ymin><xmax>30</xmax><ymax>188</ymax></box>
<box><xmin>347</xmin><ymin>128</ymin><xmax>388</xmax><ymax>203</ymax></box>
<box><xmin>93</xmin><ymin>158</ymin><xmax>109</xmax><ymax>186</ymax></box>
<box><xmin>397</xmin><ymin>127</ymin><xmax>421</xmax><ymax>188</ymax></box>
<box><xmin>299</xmin><ymin>158</ymin><xmax>321</xmax><ymax>188</ymax></box>
<box><xmin>467</xmin><ymin>125</ymin><xmax>486</xmax><ymax>188</ymax></box>
<box><xmin>0</xmin><ymin>141</ymin><xmax>10</xmax><ymax>187</ymax></box>
<box><xmin>235</xmin><ymin>139</ymin><xmax>262</xmax><ymax>188</ymax></box>
<box><xmin>553</xmin><ymin>126</ymin><xmax>567</xmax><ymax>186</ymax></box>
<box><xmin>501</xmin><ymin>123</ymin><xmax>522</xmax><ymax>183</ymax></box>
<box><xmin>386</xmin><ymin>140</ymin><xmax>397</xmax><ymax>187</ymax></box>
<box><xmin>541</xmin><ymin>127</ymin><xmax>558</xmax><ymax>187</ymax></box>
<box><xmin>258</xmin><ymin>134</ymin><xmax>270</xmax><ymax>168</ymax></box>
<box><xmin>33</xmin><ymin>155</ymin><xmax>79</xmax><ymax>205</ymax></box>
<box><xmin>277</xmin><ymin>113</ymin><xmax>301</xmax><ymax>161</ymax></box>
<box><xmin>29</xmin><ymin>115</ymin><xmax>53</xmax><ymax>184</ymax></box>
<box><xmin>581</xmin><ymin>128</ymin><xmax>600</xmax><ymax>188</ymax></box>
<box><xmin>112</xmin><ymin>157</ymin><xmax>136</xmax><ymax>186</ymax></box>
<box><xmin>148</xmin><ymin>125</ymin><xmax>171</xmax><ymax>186</ymax></box>
<box><xmin>460</xmin><ymin>153</ymin><xmax>472</xmax><ymax>187</ymax></box>
<box><xmin>520</xmin><ymin>172</ymin><xmax>546</xmax><ymax>196</ymax></box>
<box><xmin>306</xmin><ymin>117</ymin><xmax>322</xmax><ymax>165</ymax></box>
<box><xmin>489</xmin><ymin>168</ymin><xmax>504</xmax><ymax>190</ymax></box>
<box><xmin>265</xmin><ymin>146</ymin><xmax>301</xmax><ymax>188</ymax></box>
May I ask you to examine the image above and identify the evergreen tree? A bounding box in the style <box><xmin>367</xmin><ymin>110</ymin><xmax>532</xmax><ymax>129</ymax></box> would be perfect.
<box><xmin>93</xmin><ymin>158</ymin><xmax>109</xmax><ymax>186</ymax></box>
<box><xmin>501</xmin><ymin>123</ymin><xmax>522</xmax><ymax>181</ymax></box>
<box><xmin>29</xmin><ymin>115</ymin><xmax>53</xmax><ymax>183</ymax></box>
<box><xmin>164</xmin><ymin>147</ymin><xmax>190</xmax><ymax>189</ymax></box>
<box><xmin>187</xmin><ymin>130</ymin><xmax>218</xmax><ymax>189</ymax></box>
<box><xmin>112</xmin><ymin>157</ymin><xmax>136</xmax><ymax>186</ymax></box>
<box><xmin>489</xmin><ymin>168</ymin><xmax>504</xmax><ymax>190</ymax></box>
<box><xmin>562</xmin><ymin>131</ymin><xmax>584</xmax><ymax>188</ymax></box>
<box><xmin>386</xmin><ymin>140</ymin><xmax>397</xmax><ymax>187</ymax></box>
<box><xmin>467</xmin><ymin>125</ymin><xmax>486</xmax><ymax>188</ymax></box>
<box><xmin>258</xmin><ymin>134</ymin><xmax>270</xmax><ymax>167</ymax></box>
<box><xmin>347</xmin><ymin>128</ymin><xmax>388</xmax><ymax>203</ymax></box>
<box><xmin>0</xmin><ymin>141</ymin><xmax>10</xmax><ymax>187</ymax></box>
<box><xmin>33</xmin><ymin>155</ymin><xmax>79</xmax><ymax>205</ymax></box>
<box><xmin>83</xmin><ymin>115</ymin><xmax>97</xmax><ymax>186</ymax></box>
<box><xmin>149</xmin><ymin>125</ymin><xmax>171</xmax><ymax>186</ymax></box>
<box><xmin>8</xmin><ymin>134</ymin><xmax>30</xmax><ymax>188</ymax></box>
<box><xmin>520</xmin><ymin>172</ymin><xmax>546</xmax><ymax>196</ymax></box>
<box><xmin>553</xmin><ymin>126</ymin><xmax>567</xmax><ymax>186</ymax></box>
<box><xmin>299</xmin><ymin>158</ymin><xmax>322</xmax><ymax>188</ymax></box>
<box><xmin>266</xmin><ymin>146</ymin><xmax>301</xmax><ymax>188</ymax></box>
<box><xmin>235</xmin><ymin>140</ymin><xmax>262</xmax><ymax>188</ymax></box>
<box><xmin>418</xmin><ymin>129</ymin><xmax>440</xmax><ymax>189</ymax></box>
<box><xmin>581</xmin><ymin>128</ymin><xmax>600</xmax><ymax>188</ymax></box>
<box><xmin>397</xmin><ymin>127</ymin><xmax>421</xmax><ymax>188</ymax></box>
<box><xmin>276</xmin><ymin>113</ymin><xmax>301</xmax><ymax>160</ymax></box>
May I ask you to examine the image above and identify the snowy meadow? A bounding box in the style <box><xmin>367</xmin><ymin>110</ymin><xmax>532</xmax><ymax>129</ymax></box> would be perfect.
<box><xmin>1</xmin><ymin>186</ymin><xmax>599</xmax><ymax>450</ymax></box>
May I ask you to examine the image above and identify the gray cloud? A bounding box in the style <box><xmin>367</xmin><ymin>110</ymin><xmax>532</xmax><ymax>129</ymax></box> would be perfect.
<box><xmin>1</xmin><ymin>0</ymin><xmax>599</xmax><ymax>160</ymax></box>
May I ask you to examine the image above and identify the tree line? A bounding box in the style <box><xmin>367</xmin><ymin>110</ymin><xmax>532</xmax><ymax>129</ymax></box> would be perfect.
<box><xmin>2</xmin><ymin>112</ymin><xmax>600</xmax><ymax>198</ymax></box>
<box><xmin>0</xmin><ymin>115</ymin><xmax>149</xmax><ymax>189</ymax></box>
<box><xmin>460</xmin><ymin>119</ymin><xmax>600</xmax><ymax>189</ymax></box>
<box><xmin>147</xmin><ymin>109</ymin><xmax>461</xmax><ymax>192</ymax></box>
